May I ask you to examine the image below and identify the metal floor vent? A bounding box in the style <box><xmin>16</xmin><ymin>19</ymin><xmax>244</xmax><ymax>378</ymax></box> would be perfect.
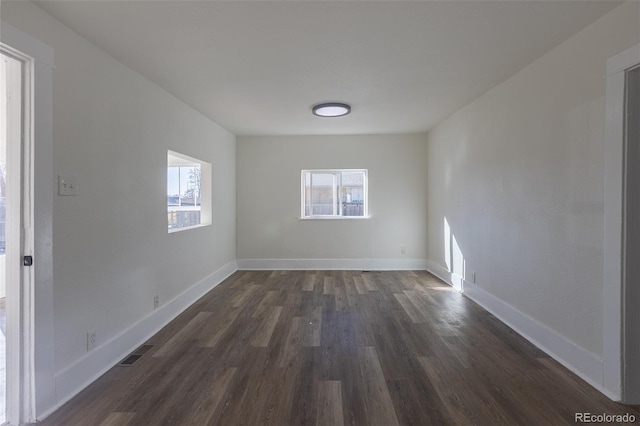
<box><xmin>118</xmin><ymin>344</ymin><xmax>153</xmax><ymax>367</ymax></box>
<box><xmin>120</xmin><ymin>354</ymin><xmax>142</xmax><ymax>366</ymax></box>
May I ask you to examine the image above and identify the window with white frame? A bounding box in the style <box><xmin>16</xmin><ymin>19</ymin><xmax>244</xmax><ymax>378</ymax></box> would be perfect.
<box><xmin>301</xmin><ymin>169</ymin><xmax>368</xmax><ymax>218</ymax></box>
<box><xmin>167</xmin><ymin>150</ymin><xmax>212</xmax><ymax>232</ymax></box>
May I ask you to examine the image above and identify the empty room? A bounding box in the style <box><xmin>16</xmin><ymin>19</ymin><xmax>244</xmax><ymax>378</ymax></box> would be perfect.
<box><xmin>1</xmin><ymin>0</ymin><xmax>639</xmax><ymax>424</ymax></box>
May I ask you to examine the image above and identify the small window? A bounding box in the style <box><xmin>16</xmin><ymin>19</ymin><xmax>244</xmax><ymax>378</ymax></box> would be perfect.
<box><xmin>301</xmin><ymin>169</ymin><xmax>368</xmax><ymax>218</ymax></box>
<box><xmin>167</xmin><ymin>150</ymin><xmax>211</xmax><ymax>232</ymax></box>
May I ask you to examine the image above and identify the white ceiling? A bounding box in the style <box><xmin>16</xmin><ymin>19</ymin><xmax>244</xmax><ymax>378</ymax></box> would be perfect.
<box><xmin>34</xmin><ymin>0</ymin><xmax>620</xmax><ymax>136</ymax></box>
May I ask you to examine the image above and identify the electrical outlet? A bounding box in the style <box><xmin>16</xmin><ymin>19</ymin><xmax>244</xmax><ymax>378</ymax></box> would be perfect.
<box><xmin>400</xmin><ymin>246</ymin><xmax>406</xmax><ymax>255</ymax></box>
<box><xmin>87</xmin><ymin>330</ymin><xmax>97</xmax><ymax>351</ymax></box>
<box><xmin>472</xmin><ymin>272</ymin><xmax>476</xmax><ymax>283</ymax></box>
<box><xmin>58</xmin><ymin>175</ymin><xmax>77</xmax><ymax>196</ymax></box>
<box><xmin>153</xmin><ymin>295</ymin><xmax>159</xmax><ymax>309</ymax></box>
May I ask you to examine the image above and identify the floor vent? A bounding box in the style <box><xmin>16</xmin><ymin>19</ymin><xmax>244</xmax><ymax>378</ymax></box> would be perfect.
<box><xmin>120</xmin><ymin>354</ymin><xmax>142</xmax><ymax>366</ymax></box>
<box><xmin>118</xmin><ymin>344</ymin><xmax>154</xmax><ymax>367</ymax></box>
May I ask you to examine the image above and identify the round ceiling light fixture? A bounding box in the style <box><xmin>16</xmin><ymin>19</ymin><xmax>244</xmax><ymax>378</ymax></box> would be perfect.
<box><xmin>312</xmin><ymin>102</ymin><xmax>351</xmax><ymax>117</ymax></box>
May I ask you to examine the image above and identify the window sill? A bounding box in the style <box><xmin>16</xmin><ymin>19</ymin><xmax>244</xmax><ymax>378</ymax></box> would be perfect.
<box><xmin>168</xmin><ymin>223</ymin><xmax>211</xmax><ymax>233</ymax></box>
<box><xmin>299</xmin><ymin>216</ymin><xmax>370</xmax><ymax>220</ymax></box>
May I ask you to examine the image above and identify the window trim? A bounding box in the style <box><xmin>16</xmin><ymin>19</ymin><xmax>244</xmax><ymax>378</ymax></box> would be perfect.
<box><xmin>167</xmin><ymin>150</ymin><xmax>212</xmax><ymax>233</ymax></box>
<box><xmin>300</xmin><ymin>169</ymin><xmax>369</xmax><ymax>219</ymax></box>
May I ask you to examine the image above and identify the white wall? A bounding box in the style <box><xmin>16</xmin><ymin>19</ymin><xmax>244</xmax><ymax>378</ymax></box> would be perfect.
<box><xmin>237</xmin><ymin>134</ymin><xmax>428</xmax><ymax>269</ymax></box>
<box><xmin>426</xmin><ymin>0</ymin><xmax>639</xmax><ymax>382</ymax></box>
<box><xmin>2</xmin><ymin>1</ymin><xmax>236</xmax><ymax>414</ymax></box>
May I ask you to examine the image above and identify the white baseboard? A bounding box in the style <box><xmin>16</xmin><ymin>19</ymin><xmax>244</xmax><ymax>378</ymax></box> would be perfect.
<box><xmin>426</xmin><ymin>259</ymin><xmax>605</xmax><ymax>397</ymax></box>
<box><xmin>237</xmin><ymin>258</ymin><xmax>427</xmax><ymax>271</ymax></box>
<box><xmin>426</xmin><ymin>259</ymin><xmax>463</xmax><ymax>291</ymax></box>
<box><xmin>49</xmin><ymin>260</ymin><xmax>237</xmax><ymax>420</ymax></box>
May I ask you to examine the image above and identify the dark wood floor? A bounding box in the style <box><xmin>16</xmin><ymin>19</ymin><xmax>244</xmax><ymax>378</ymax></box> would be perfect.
<box><xmin>39</xmin><ymin>270</ymin><xmax>639</xmax><ymax>425</ymax></box>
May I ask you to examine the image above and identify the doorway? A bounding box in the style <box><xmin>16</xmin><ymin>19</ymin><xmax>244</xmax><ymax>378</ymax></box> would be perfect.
<box><xmin>0</xmin><ymin>49</ymin><xmax>22</xmax><ymax>425</ymax></box>
<box><xmin>1</xmin><ymin>22</ymin><xmax>55</xmax><ymax>423</ymax></box>
<box><xmin>604</xmin><ymin>43</ymin><xmax>640</xmax><ymax>404</ymax></box>
<box><xmin>622</xmin><ymin>64</ymin><xmax>640</xmax><ymax>403</ymax></box>
<box><xmin>0</xmin><ymin>45</ymin><xmax>31</xmax><ymax>425</ymax></box>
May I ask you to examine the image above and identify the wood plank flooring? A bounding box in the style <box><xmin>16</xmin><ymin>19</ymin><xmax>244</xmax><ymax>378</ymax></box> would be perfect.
<box><xmin>38</xmin><ymin>271</ymin><xmax>640</xmax><ymax>425</ymax></box>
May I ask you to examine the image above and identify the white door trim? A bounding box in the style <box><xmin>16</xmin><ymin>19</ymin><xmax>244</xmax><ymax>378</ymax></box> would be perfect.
<box><xmin>0</xmin><ymin>22</ymin><xmax>54</xmax><ymax>423</ymax></box>
<box><xmin>2</xmin><ymin>43</ymin><xmax>33</xmax><ymax>426</ymax></box>
<box><xmin>604</xmin><ymin>43</ymin><xmax>640</xmax><ymax>403</ymax></box>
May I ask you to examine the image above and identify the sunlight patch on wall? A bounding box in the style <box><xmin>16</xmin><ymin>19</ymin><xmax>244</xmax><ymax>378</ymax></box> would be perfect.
<box><xmin>444</xmin><ymin>217</ymin><xmax>466</xmax><ymax>292</ymax></box>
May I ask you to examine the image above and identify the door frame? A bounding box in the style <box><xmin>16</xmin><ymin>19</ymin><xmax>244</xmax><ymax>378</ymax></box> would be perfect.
<box><xmin>2</xmin><ymin>42</ymin><xmax>33</xmax><ymax>426</ymax></box>
<box><xmin>0</xmin><ymin>22</ymin><xmax>54</xmax><ymax>424</ymax></box>
<box><xmin>604</xmin><ymin>43</ymin><xmax>640</xmax><ymax>403</ymax></box>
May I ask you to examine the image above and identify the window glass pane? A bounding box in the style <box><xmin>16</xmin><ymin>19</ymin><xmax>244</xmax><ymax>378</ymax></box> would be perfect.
<box><xmin>179</xmin><ymin>167</ymin><xmax>190</xmax><ymax>198</ymax></box>
<box><xmin>191</xmin><ymin>166</ymin><xmax>201</xmax><ymax>205</ymax></box>
<box><xmin>167</xmin><ymin>167</ymin><xmax>180</xmax><ymax>206</ymax></box>
<box><xmin>341</xmin><ymin>171</ymin><xmax>365</xmax><ymax>216</ymax></box>
<box><xmin>177</xmin><ymin>166</ymin><xmax>201</xmax><ymax>206</ymax></box>
<box><xmin>304</xmin><ymin>172</ymin><xmax>311</xmax><ymax>217</ymax></box>
<box><xmin>311</xmin><ymin>173</ymin><xmax>335</xmax><ymax>215</ymax></box>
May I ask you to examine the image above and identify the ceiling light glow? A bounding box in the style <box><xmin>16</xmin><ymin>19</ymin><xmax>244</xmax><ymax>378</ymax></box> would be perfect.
<box><xmin>312</xmin><ymin>102</ymin><xmax>351</xmax><ymax>117</ymax></box>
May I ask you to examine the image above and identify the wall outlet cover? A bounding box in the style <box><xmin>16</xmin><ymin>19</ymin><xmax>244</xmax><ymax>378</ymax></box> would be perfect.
<box><xmin>58</xmin><ymin>175</ymin><xmax>77</xmax><ymax>196</ymax></box>
<box><xmin>87</xmin><ymin>330</ymin><xmax>97</xmax><ymax>351</ymax></box>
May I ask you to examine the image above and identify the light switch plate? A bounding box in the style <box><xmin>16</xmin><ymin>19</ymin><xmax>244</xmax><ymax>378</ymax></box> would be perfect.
<box><xmin>58</xmin><ymin>175</ymin><xmax>77</xmax><ymax>196</ymax></box>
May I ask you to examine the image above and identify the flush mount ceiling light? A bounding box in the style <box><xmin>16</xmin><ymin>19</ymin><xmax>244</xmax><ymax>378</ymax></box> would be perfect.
<box><xmin>312</xmin><ymin>102</ymin><xmax>351</xmax><ymax>117</ymax></box>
